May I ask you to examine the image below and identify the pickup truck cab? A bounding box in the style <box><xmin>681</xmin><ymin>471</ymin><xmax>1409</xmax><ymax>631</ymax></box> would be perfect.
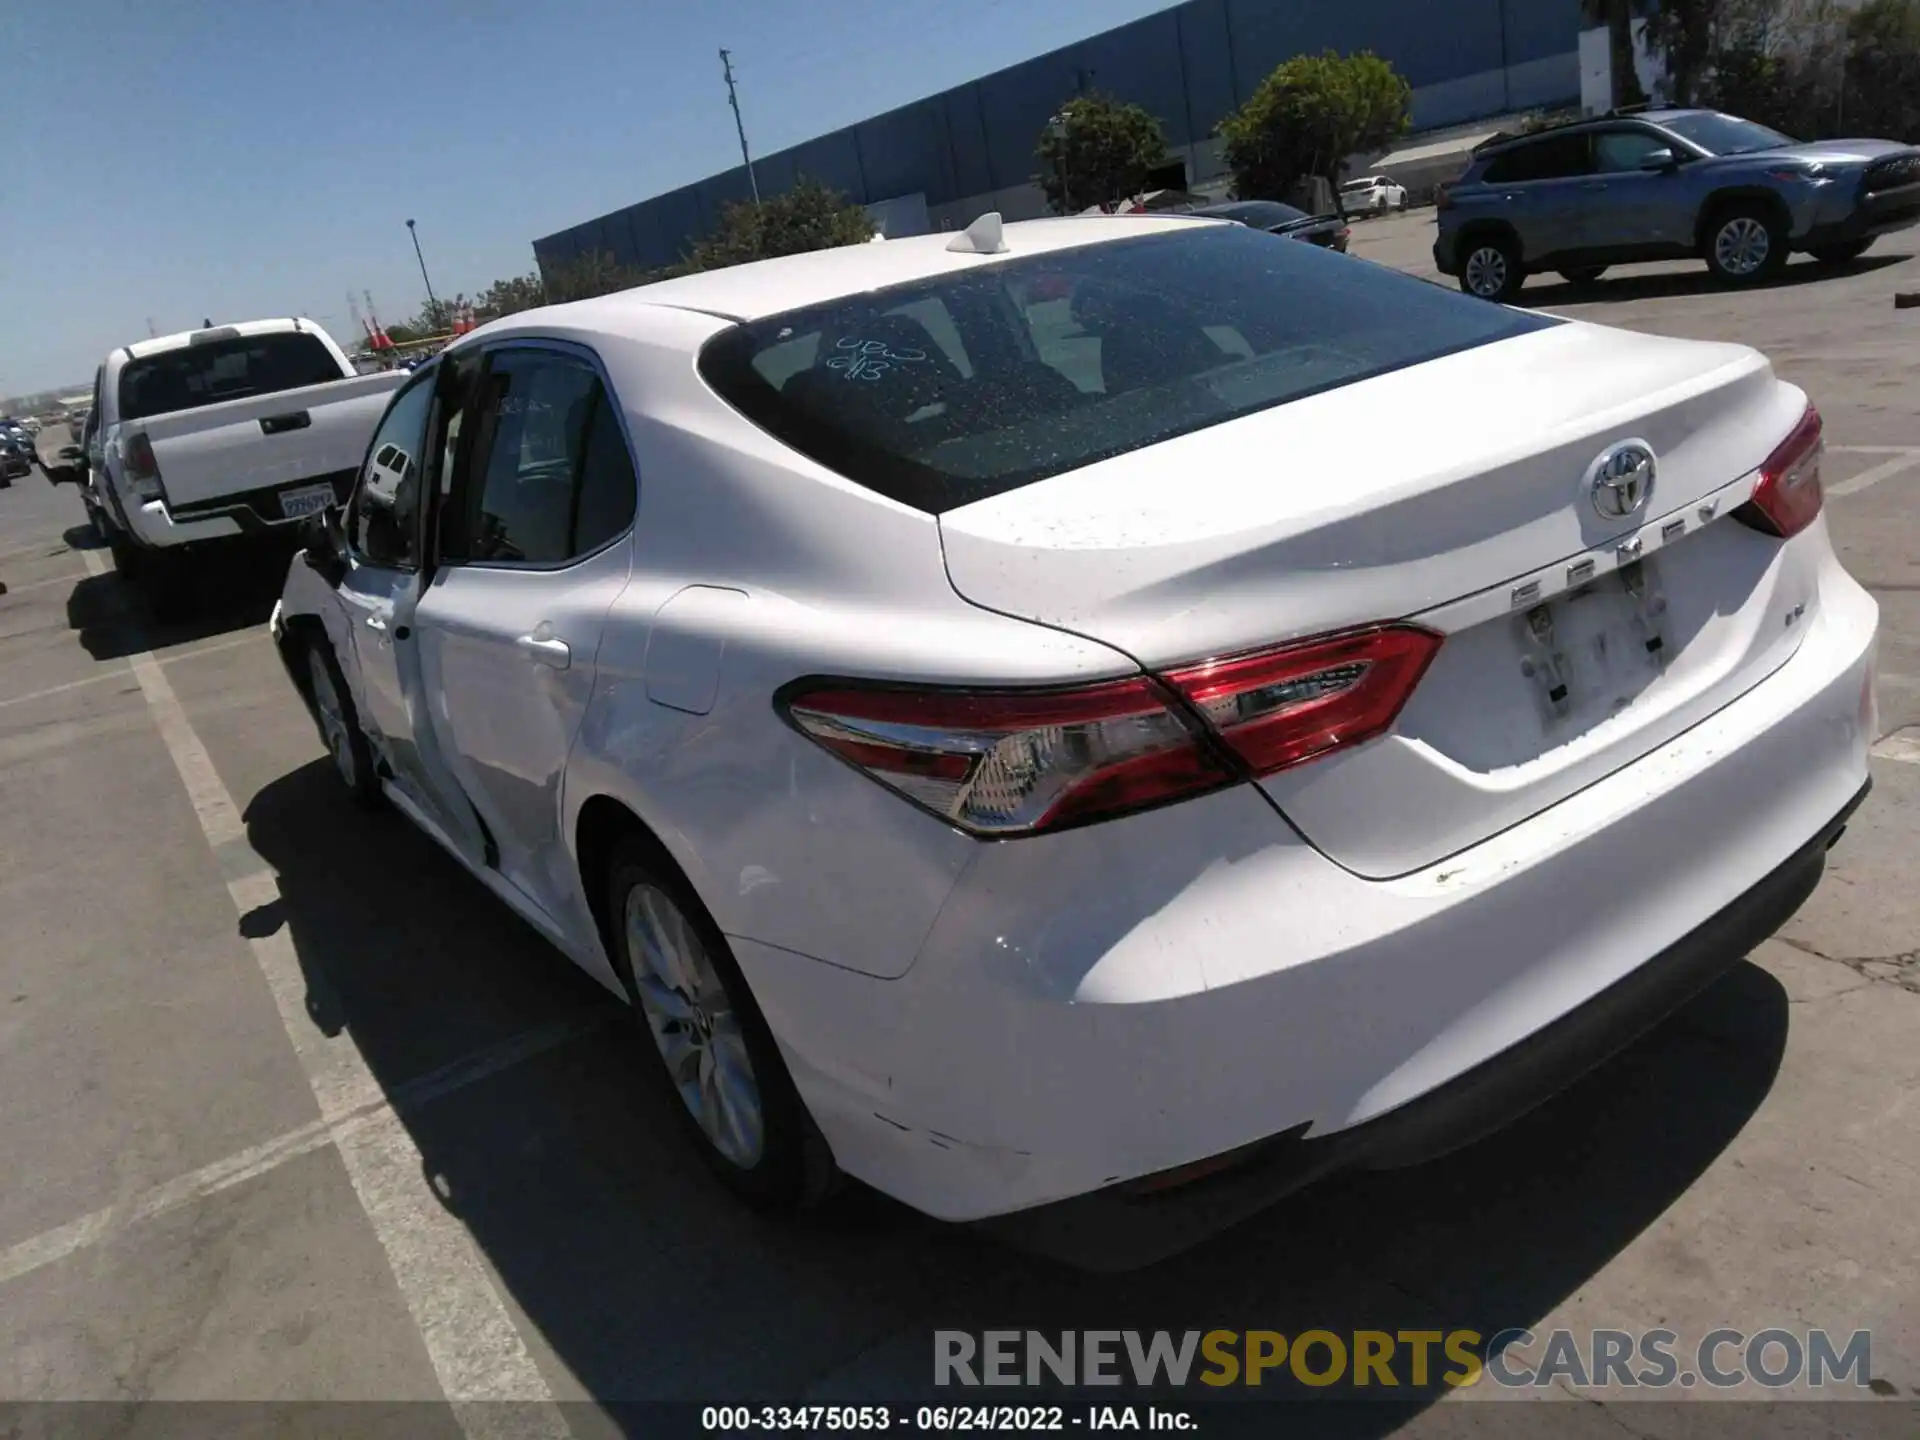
<box><xmin>82</xmin><ymin>318</ymin><xmax>406</xmax><ymax>614</ymax></box>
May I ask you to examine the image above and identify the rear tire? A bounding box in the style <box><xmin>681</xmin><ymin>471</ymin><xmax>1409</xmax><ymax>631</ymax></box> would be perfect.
<box><xmin>604</xmin><ymin>834</ymin><xmax>838</xmax><ymax>1214</ymax></box>
<box><xmin>1460</xmin><ymin>234</ymin><xmax>1525</xmax><ymax>302</ymax></box>
<box><xmin>1703</xmin><ymin>204</ymin><xmax>1787</xmax><ymax>284</ymax></box>
<box><xmin>1810</xmin><ymin>238</ymin><xmax>1872</xmax><ymax>265</ymax></box>
<box><xmin>1558</xmin><ymin>265</ymin><xmax>1608</xmax><ymax>286</ymax></box>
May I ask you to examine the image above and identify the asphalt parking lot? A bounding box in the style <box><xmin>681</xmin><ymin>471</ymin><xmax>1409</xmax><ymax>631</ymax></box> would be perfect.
<box><xmin>4</xmin><ymin>226</ymin><xmax>1920</xmax><ymax>1434</ymax></box>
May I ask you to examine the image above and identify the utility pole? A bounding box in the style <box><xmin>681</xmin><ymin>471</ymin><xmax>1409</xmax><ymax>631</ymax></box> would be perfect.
<box><xmin>145</xmin><ymin>318</ymin><xmax>157</xmax><ymax>338</ymax></box>
<box><xmin>719</xmin><ymin>48</ymin><xmax>762</xmax><ymax>205</ymax></box>
<box><xmin>405</xmin><ymin>219</ymin><xmax>440</xmax><ymax>321</ymax></box>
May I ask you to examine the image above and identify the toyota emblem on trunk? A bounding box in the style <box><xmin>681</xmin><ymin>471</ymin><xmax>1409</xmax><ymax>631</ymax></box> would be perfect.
<box><xmin>1590</xmin><ymin>442</ymin><xmax>1656</xmax><ymax>519</ymax></box>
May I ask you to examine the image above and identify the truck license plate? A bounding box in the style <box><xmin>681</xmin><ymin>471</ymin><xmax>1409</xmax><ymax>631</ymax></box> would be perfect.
<box><xmin>279</xmin><ymin>483</ymin><xmax>336</xmax><ymax>519</ymax></box>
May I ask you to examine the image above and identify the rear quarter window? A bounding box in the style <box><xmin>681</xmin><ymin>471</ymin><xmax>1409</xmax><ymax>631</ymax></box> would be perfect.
<box><xmin>697</xmin><ymin>225</ymin><xmax>1558</xmax><ymax>513</ymax></box>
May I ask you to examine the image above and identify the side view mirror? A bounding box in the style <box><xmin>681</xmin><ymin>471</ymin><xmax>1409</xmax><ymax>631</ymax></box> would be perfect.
<box><xmin>301</xmin><ymin>508</ymin><xmax>351</xmax><ymax>587</ymax></box>
<box><xmin>1639</xmin><ymin>147</ymin><xmax>1679</xmax><ymax>172</ymax></box>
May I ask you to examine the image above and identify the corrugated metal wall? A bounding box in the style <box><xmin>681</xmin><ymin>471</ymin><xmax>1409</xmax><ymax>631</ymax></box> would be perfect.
<box><xmin>533</xmin><ymin>0</ymin><xmax>1581</xmax><ymax>274</ymax></box>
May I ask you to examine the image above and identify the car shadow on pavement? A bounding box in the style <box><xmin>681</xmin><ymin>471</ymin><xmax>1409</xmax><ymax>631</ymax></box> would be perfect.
<box><xmin>65</xmin><ymin>560</ymin><xmax>282</xmax><ymax>662</ymax></box>
<box><xmin>1524</xmin><ymin>251</ymin><xmax>1912</xmax><ymax>307</ymax></box>
<box><xmin>243</xmin><ymin>756</ymin><xmax>1790</xmax><ymax>1425</ymax></box>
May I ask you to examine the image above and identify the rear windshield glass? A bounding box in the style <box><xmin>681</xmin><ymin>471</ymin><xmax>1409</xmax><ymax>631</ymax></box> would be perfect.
<box><xmin>117</xmin><ymin>332</ymin><xmax>343</xmax><ymax>423</ymax></box>
<box><xmin>1196</xmin><ymin>200</ymin><xmax>1308</xmax><ymax>228</ymax></box>
<box><xmin>697</xmin><ymin>225</ymin><xmax>1558</xmax><ymax>513</ymax></box>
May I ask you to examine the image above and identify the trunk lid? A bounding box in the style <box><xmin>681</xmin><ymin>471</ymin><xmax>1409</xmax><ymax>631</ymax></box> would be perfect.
<box><xmin>939</xmin><ymin>320</ymin><xmax>1818</xmax><ymax>877</ymax></box>
<box><xmin>131</xmin><ymin>371</ymin><xmax>406</xmax><ymax>509</ymax></box>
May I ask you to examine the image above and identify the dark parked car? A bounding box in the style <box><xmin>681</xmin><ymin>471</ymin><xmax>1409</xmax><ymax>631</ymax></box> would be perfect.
<box><xmin>1188</xmin><ymin>200</ymin><xmax>1351</xmax><ymax>252</ymax></box>
<box><xmin>0</xmin><ymin>434</ymin><xmax>32</xmax><ymax>485</ymax></box>
<box><xmin>1435</xmin><ymin>107</ymin><xmax>1920</xmax><ymax>300</ymax></box>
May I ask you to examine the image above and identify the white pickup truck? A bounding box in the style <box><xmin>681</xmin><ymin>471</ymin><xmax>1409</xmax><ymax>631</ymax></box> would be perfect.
<box><xmin>77</xmin><ymin>319</ymin><xmax>406</xmax><ymax>614</ymax></box>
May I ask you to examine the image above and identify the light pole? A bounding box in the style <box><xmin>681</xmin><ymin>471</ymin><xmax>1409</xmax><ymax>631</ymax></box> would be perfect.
<box><xmin>405</xmin><ymin>219</ymin><xmax>440</xmax><ymax>323</ymax></box>
<box><xmin>1048</xmin><ymin>112</ymin><xmax>1073</xmax><ymax>214</ymax></box>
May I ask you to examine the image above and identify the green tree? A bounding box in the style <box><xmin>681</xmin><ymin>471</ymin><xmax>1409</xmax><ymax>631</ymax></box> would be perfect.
<box><xmin>540</xmin><ymin>250</ymin><xmax>664</xmax><ymax>302</ymax></box>
<box><xmin>1641</xmin><ymin>0</ymin><xmax>1721</xmax><ymax>104</ymax></box>
<box><xmin>1218</xmin><ymin>50</ymin><xmax>1411</xmax><ymax>202</ymax></box>
<box><xmin>685</xmin><ymin>177</ymin><xmax>875</xmax><ymax>271</ymax></box>
<box><xmin>477</xmin><ymin>272</ymin><xmax>547</xmax><ymax>318</ymax></box>
<box><xmin>1843</xmin><ymin>0</ymin><xmax>1920</xmax><ymax>139</ymax></box>
<box><xmin>1032</xmin><ymin>91</ymin><xmax>1170</xmax><ymax>214</ymax></box>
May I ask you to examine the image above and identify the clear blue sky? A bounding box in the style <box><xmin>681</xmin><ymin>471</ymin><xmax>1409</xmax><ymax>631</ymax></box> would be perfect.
<box><xmin>0</xmin><ymin>0</ymin><xmax>1170</xmax><ymax>396</ymax></box>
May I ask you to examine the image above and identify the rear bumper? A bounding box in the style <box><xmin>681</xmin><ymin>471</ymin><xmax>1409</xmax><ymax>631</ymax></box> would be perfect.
<box><xmin>983</xmin><ymin>777</ymin><xmax>1865</xmax><ymax>1269</ymax></box>
<box><xmin>120</xmin><ymin>469</ymin><xmax>353</xmax><ymax>552</ymax></box>
<box><xmin>123</xmin><ymin>496</ymin><xmax>311</xmax><ymax>553</ymax></box>
<box><xmin>734</xmin><ymin>540</ymin><xmax>1878</xmax><ymax>1230</ymax></box>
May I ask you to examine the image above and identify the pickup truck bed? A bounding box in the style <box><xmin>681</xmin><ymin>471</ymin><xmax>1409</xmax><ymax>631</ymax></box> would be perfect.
<box><xmin>138</xmin><ymin>370</ymin><xmax>407</xmax><ymax>518</ymax></box>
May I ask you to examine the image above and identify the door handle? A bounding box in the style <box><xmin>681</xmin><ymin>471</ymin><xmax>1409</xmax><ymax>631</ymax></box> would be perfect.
<box><xmin>365</xmin><ymin>615</ymin><xmax>387</xmax><ymax>632</ymax></box>
<box><xmin>260</xmin><ymin>411</ymin><xmax>312</xmax><ymax>435</ymax></box>
<box><xmin>516</xmin><ymin>634</ymin><xmax>571</xmax><ymax>670</ymax></box>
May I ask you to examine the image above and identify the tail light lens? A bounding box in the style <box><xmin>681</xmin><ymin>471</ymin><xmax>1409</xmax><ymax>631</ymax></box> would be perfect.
<box><xmin>1161</xmin><ymin>626</ymin><xmax>1443</xmax><ymax>776</ymax></box>
<box><xmin>1736</xmin><ymin>403</ymin><xmax>1823</xmax><ymax>539</ymax></box>
<box><xmin>779</xmin><ymin>624</ymin><xmax>1442</xmax><ymax>837</ymax></box>
<box><xmin>123</xmin><ymin>432</ymin><xmax>166</xmax><ymax>502</ymax></box>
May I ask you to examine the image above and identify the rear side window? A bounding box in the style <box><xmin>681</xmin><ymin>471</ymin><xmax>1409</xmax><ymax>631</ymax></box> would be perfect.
<box><xmin>441</xmin><ymin>349</ymin><xmax>637</xmax><ymax>566</ymax></box>
<box><xmin>118</xmin><ymin>332</ymin><xmax>344</xmax><ymax>423</ymax></box>
<box><xmin>1482</xmin><ymin>134</ymin><xmax>1593</xmax><ymax>183</ymax></box>
<box><xmin>697</xmin><ymin>225</ymin><xmax>1558</xmax><ymax>513</ymax></box>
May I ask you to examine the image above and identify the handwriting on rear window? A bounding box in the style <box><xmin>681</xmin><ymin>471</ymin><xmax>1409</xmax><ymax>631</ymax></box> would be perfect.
<box><xmin>826</xmin><ymin>337</ymin><xmax>927</xmax><ymax>381</ymax></box>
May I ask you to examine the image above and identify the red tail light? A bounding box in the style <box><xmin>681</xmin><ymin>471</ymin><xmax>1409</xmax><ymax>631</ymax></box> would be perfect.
<box><xmin>124</xmin><ymin>432</ymin><xmax>160</xmax><ymax>482</ymax></box>
<box><xmin>1737</xmin><ymin>403</ymin><xmax>1823</xmax><ymax>539</ymax></box>
<box><xmin>779</xmin><ymin>624</ymin><xmax>1442</xmax><ymax>837</ymax></box>
<box><xmin>1161</xmin><ymin>626</ymin><xmax>1443</xmax><ymax>776</ymax></box>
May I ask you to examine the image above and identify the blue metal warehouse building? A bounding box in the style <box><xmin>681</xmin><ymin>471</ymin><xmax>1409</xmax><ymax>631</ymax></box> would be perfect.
<box><xmin>533</xmin><ymin>0</ymin><xmax>1584</xmax><ymax>273</ymax></box>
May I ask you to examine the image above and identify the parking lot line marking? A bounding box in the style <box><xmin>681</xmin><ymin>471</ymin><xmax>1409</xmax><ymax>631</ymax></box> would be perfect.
<box><xmin>0</xmin><ymin>633</ymin><xmax>265</xmax><ymax>713</ymax></box>
<box><xmin>78</xmin><ymin>549</ymin><xmax>569</xmax><ymax>1435</ymax></box>
<box><xmin>0</xmin><ymin>568</ymin><xmax>88</xmax><ymax>595</ymax></box>
<box><xmin>1829</xmin><ymin>445</ymin><xmax>1919</xmax><ymax>455</ymax></box>
<box><xmin>1829</xmin><ymin>449</ymin><xmax>1920</xmax><ymax>498</ymax></box>
<box><xmin>0</xmin><ymin>1012</ymin><xmax>602</xmax><ymax>1290</ymax></box>
<box><xmin>1871</xmin><ymin>730</ymin><xmax>1920</xmax><ymax>765</ymax></box>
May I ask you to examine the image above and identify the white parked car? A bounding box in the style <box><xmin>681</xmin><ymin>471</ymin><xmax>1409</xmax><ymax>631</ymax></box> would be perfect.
<box><xmin>1342</xmin><ymin>174</ymin><xmax>1409</xmax><ymax>215</ymax></box>
<box><xmin>273</xmin><ymin>213</ymin><xmax>1876</xmax><ymax>1246</ymax></box>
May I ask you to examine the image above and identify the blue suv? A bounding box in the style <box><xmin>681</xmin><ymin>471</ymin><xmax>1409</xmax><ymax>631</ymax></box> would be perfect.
<box><xmin>1435</xmin><ymin>108</ymin><xmax>1920</xmax><ymax>301</ymax></box>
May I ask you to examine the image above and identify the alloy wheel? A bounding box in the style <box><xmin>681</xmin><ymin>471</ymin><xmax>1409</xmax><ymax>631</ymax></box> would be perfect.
<box><xmin>1714</xmin><ymin>216</ymin><xmax>1771</xmax><ymax>276</ymax></box>
<box><xmin>1465</xmin><ymin>245</ymin><xmax>1509</xmax><ymax>298</ymax></box>
<box><xmin>625</xmin><ymin>881</ymin><xmax>765</xmax><ymax>1169</ymax></box>
<box><xmin>306</xmin><ymin>648</ymin><xmax>357</xmax><ymax>789</ymax></box>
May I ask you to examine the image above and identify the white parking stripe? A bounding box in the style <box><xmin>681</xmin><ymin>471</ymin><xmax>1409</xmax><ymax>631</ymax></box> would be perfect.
<box><xmin>0</xmin><ymin>632</ymin><xmax>266</xmax><ymax>713</ymax></box>
<box><xmin>0</xmin><ymin>1013</ymin><xmax>601</xmax><ymax>1288</ymax></box>
<box><xmin>78</xmin><ymin>549</ymin><xmax>569</xmax><ymax>1435</ymax></box>
<box><xmin>0</xmin><ymin>568</ymin><xmax>89</xmax><ymax>594</ymax></box>
<box><xmin>1871</xmin><ymin>731</ymin><xmax>1920</xmax><ymax>765</ymax></box>
<box><xmin>1829</xmin><ymin>449</ymin><xmax>1920</xmax><ymax>498</ymax></box>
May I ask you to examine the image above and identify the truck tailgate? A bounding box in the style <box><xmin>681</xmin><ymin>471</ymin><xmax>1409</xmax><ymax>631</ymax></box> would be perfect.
<box><xmin>136</xmin><ymin>371</ymin><xmax>407</xmax><ymax>509</ymax></box>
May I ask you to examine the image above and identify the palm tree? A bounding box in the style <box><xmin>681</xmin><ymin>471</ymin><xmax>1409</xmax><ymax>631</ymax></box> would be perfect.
<box><xmin>1582</xmin><ymin>0</ymin><xmax>1648</xmax><ymax>108</ymax></box>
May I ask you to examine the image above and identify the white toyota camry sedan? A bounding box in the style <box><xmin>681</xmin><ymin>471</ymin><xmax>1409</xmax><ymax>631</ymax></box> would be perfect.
<box><xmin>272</xmin><ymin>213</ymin><xmax>1877</xmax><ymax>1246</ymax></box>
